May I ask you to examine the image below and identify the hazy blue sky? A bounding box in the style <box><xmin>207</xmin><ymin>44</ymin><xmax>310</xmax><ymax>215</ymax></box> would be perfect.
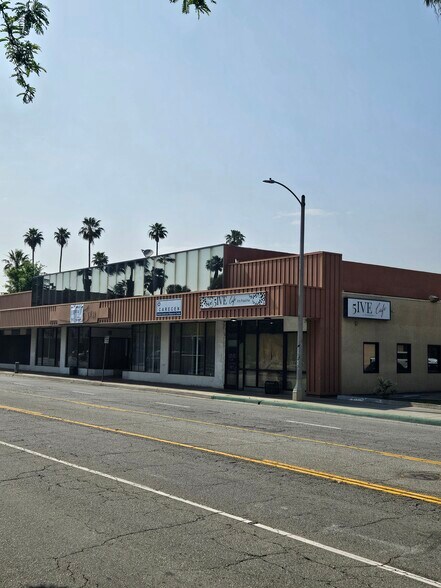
<box><xmin>0</xmin><ymin>0</ymin><xmax>440</xmax><ymax>287</ymax></box>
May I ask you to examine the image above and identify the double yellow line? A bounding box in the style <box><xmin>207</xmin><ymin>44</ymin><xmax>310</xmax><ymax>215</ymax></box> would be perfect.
<box><xmin>1</xmin><ymin>403</ymin><xmax>441</xmax><ymax>506</ymax></box>
<box><xmin>12</xmin><ymin>391</ymin><xmax>441</xmax><ymax>467</ymax></box>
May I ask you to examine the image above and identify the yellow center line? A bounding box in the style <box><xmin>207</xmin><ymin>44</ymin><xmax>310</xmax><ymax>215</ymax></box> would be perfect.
<box><xmin>9</xmin><ymin>390</ymin><xmax>441</xmax><ymax>467</ymax></box>
<box><xmin>1</xmin><ymin>403</ymin><xmax>441</xmax><ymax>506</ymax></box>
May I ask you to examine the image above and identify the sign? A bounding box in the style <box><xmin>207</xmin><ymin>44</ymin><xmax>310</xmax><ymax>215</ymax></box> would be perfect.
<box><xmin>156</xmin><ymin>298</ymin><xmax>182</xmax><ymax>318</ymax></box>
<box><xmin>200</xmin><ymin>292</ymin><xmax>266</xmax><ymax>310</ymax></box>
<box><xmin>104</xmin><ymin>336</ymin><xmax>110</xmax><ymax>345</ymax></box>
<box><xmin>70</xmin><ymin>304</ymin><xmax>84</xmax><ymax>324</ymax></box>
<box><xmin>344</xmin><ymin>297</ymin><xmax>391</xmax><ymax>320</ymax></box>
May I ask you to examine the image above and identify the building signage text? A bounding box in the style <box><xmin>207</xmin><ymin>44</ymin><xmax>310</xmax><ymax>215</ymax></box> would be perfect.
<box><xmin>344</xmin><ymin>297</ymin><xmax>391</xmax><ymax>320</ymax></box>
<box><xmin>156</xmin><ymin>298</ymin><xmax>182</xmax><ymax>318</ymax></box>
<box><xmin>70</xmin><ymin>304</ymin><xmax>84</xmax><ymax>324</ymax></box>
<box><xmin>200</xmin><ymin>292</ymin><xmax>266</xmax><ymax>310</ymax></box>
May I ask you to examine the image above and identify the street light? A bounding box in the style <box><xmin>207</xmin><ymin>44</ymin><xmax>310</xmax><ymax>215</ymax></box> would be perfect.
<box><xmin>263</xmin><ymin>178</ymin><xmax>306</xmax><ymax>401</ymax></box>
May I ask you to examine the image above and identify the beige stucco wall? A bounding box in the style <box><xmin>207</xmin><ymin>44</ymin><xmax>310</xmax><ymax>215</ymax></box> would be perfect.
<box><xmin>341</xmin><ymin>293</ymin><xmax>441</xmax><ymax>395</ymax></box>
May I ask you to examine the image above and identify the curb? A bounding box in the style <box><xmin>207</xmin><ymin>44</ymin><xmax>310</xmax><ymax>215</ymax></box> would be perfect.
<box><xmin>210</xmin><ymin>395</ymin><xmax>441</xmax><ymax>427</ymax></box>
<box><xmin>2</xmin><ymin>370</ymin><xmax>440</xmax><ymax>427</ymax></box>
<box><xmin>337</xmin><ymin>394</ymin><xmax>441</xmax><ymax>410</ymax></box>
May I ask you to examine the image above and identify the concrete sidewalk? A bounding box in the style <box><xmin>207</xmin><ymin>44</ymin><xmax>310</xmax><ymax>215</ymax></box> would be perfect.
<box><xmin>1</xmin><ymin>369</ymin><xmax>441</xmax><ymax>427</ymax></box>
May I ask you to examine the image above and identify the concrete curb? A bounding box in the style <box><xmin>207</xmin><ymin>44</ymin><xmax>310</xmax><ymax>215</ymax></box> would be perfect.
<box><xmin>210</xmin><ymin>395</ymin><xmax>441</xmax><ymax>427</ymax></box>
<box><xmin>337</xmin><ymin>394</ymin><xmax>441</xmax><ymax>410</ymax></box>
<box><xmin>2</xmin><ymin>370</ymin><xmax>440</xmax><ymax>427</ymax></box>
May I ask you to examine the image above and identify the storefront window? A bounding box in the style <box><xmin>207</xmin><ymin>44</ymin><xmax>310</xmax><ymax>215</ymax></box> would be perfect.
<box><xmin>363</xmin><ymin>342</ymin><xmax>379</xmax><ymax>373</ymax></box>
<box><xmin>36</xmin><ymin>328</ymin><xmax>60</xmax><ymax>367</ymax></box>
<box><xmin>132</xmin><ymin>325</ymin><xmax>146</xmax><ymax>371</ymax></box>
<box><xmin>131</xmin><ymin>324</ymin><xmax>161</xmax><ymax>373</ymax></box>
<box><xmin>0</xmin><ymin>329</ymin><xmax>31</xmax><ymax>365</ymax></box>
<box><xmin>67</xmin><ymin>327</ymin><xmax>90</xmax><ymax>369</ymax></box>
<box><xmin>146</xmin><ymin>324</ymin><xmax>161</xmax><ymax>373</ymax></box>
<box><xmin>169</xmin><ymin>322</ymin><xmax>215</xmax><ymax>377</ymax></box>
<box><xmin>397</xmin><ymin>344</ymin><xmax>411</xmax><ymax>373</ymax></box>
<box><xmin>225</xmin><ymin>319</ymin><xmax>302</xmax><ymax>391</ymax></box>
<box><xmin>428</xmin><ymin>345</ymin><xmax>441</xmax><ymax>373</ymax></box>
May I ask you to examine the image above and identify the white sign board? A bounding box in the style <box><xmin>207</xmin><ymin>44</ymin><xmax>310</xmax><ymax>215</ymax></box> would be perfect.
<box><xmin>104</xmin><ymin>336</ymin><xmax>110</xmax><ymax>345</ymax></box>
<box><xmin>200</xmin><ymin>292</ymin><xmax>266</xmax><ymax>310</ymax></box>
<box><xmin>156</xmin><ymin>298</ymin><xmax>182</xmax><ymax>318</ymax></box>
<box><xmin>70</xmin><ymin>304</ymin><xmax>84</xmax><ymax>324</ymax></box>
<box><xmin>344</xmin><ymin>298</ymin><xmax>391</xmax><ymax>321</ymax></box>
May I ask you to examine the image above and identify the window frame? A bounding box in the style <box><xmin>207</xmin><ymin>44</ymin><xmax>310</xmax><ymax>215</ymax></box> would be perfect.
<box><xmin>363</xmin><ymin>342</ymin><xmax>379</xmax><ymax>374</ymax></box>
<box><xmin>169</xmin><ymin>322</ymin><xmax>215</xmax><ymax>377</ymax></box>
<box><xmin>396</xmin><ymin>343</ymin><xmax>412</xmax><ymax>374</ymax></box>
<box><xmin>427</xmin><ymin>344</ymin><xmax>441</xmax><ymax>374</ymax></box>
<box><xmin>36</xmin><ymin>327</ymin><xmax>61</xmax><ymax>367</ymax></box>
<box><xmin>131</xmin><ymin>323</ymin><xmax>161</xmax><ymax>373</ymax></box>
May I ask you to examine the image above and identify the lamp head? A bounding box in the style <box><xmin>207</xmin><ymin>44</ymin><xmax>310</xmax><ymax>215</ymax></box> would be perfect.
<box><xmin>141</xmin><ymin>249</ymin><xmax>154</xmax><ymax>259</ymax></box>
<box><xmin>263</xmin><ymin>178</ymin><xmax>275</xmax><ymax>184</ymax></box>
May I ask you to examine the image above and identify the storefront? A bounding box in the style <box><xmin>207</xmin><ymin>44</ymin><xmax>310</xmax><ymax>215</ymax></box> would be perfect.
<box><xmin>224</xmin><ymin>319</ymin><xmax>305</xmax><ymax>393</ymax></box>
<box><xmin>1</xmin><ymin>244</ymin><xmax>441</xmax><ymax>396</ymax></box>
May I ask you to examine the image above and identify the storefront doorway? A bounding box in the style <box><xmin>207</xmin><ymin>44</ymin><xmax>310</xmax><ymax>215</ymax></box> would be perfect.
<box><xmin>224</xmin><ymin>319</ymin><xmax>303</xmax><ymax>392</ymax></box>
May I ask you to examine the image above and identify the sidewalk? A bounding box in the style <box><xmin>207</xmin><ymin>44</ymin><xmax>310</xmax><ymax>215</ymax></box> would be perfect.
<box><xmin>1</xmin><ymin>369</ymin><xmax>441</xmax><ymax>427</ymax></box>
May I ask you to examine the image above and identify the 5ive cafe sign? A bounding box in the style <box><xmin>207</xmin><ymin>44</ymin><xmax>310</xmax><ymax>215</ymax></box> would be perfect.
<box><xmin>344</xmin><ymin>297</ymin><xmax>391</xmax><ymax>321</ymax></box>
<box><xmin>200</xmin><ymin>292</ymin><xmax>266</xmax><ymax>310</ymax></box>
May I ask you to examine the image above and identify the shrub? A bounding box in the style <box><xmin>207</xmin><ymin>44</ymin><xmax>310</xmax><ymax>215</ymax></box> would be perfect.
<box><xmin>374</xmin><ymin>378</ymin><xmax>396</xmax><ymax>398</ymax></box>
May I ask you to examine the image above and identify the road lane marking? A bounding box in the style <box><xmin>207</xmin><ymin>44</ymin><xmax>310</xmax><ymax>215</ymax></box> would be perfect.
<box><xmin>6</xmin><ymin>391</ymin><xmax>441</xmax><ymax>467</ymax></box>
<box><xmin>1</xmin><ymin>439</ymin><xmax>440</xmax><ymax>587</ymax></box>
<box><xmin>155</xmin><ymin>402</ymin><xmax>191</xmax><ymax>408</ymax></box>
<box><xmin>1</xmin><ymin>403</ymin><xmax>441</xmax><ymax>505</ymax></box>
<box><xmin>287</xmin><ymin>420</ymin><xmax>342</xmax><ymax>430</ymax></box>
<box><xmin>73</xmin><ymin>391</ymin><xmax>95</xmax><ymax>396</ymax></box>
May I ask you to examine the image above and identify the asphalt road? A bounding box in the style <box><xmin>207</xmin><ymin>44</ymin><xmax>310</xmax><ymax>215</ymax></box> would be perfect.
<box><xmin>0</xmin><ymin>373</ymin><xmax>440</xmax><ymax>588</ymax></box>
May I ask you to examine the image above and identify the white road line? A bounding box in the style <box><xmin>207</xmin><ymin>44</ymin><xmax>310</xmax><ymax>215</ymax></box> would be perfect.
<box><xmin>155</xmin><ymin>402</ymin><xmax>191</xmax><ymax>409</ymax></box>
<box><xmin>73</xmin><ymin>391</ymin><xmax>95</xmax><ymax>396</ymax></box>
<box><xmin>1</xmin><ymin>439</ymin><xmax>440</xmax><ymax>588</ymax></box>
<box><xmin>286</xmin><ymin>420</ymin><xmax>342</xmax><ymax>430</ymax></box>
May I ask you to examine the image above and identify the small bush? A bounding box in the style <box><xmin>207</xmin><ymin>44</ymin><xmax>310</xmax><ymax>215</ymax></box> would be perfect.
<box><xmin>374</xmin><ymin>378</ymin><xmax>396</xmax><ymax>398</ymax></box>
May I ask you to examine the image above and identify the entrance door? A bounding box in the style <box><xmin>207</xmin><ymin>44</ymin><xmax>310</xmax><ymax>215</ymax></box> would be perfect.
<box><xmin>224</xmin><ymin>319</ymin><xmax>286</xmax><ymax>391</ymax></box>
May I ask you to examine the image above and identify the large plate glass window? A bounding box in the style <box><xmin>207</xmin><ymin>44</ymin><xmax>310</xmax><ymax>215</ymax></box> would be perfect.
<box><xmin>169</xmin><ymin>322</ymin><xmax>215</xmax><ymax>377</ymax></box>
<box><xmin>36</xmin><ymin>328</ymin><xmax>61</xmax><ymax>367</ymax></box>
<box><xmin>131</xmin><ymin>324</ymin><xmax>161</xmax><ymax>373</ymax></box>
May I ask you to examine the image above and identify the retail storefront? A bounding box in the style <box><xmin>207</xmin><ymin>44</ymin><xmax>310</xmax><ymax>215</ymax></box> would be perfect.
<box><xmin>1</xmin><ymin>244</ymin><xmax>441</xmax><ymax>396</ymax></box>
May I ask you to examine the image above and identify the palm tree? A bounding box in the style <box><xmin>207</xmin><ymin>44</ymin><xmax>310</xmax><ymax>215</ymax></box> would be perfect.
<box><xmin>148</xmin><ymin>223</ymin><xmax>168</xmax><ymax>256</ymax></box>
<box><xmin>23</xmin><ymin>228</ymin><xmax>44</xmax><ymax>264</ymax></box>
<box><xmin>92</xmin><ymin>251</ymin><xmax>108</xmax><ymax>270</ymax></box>
<box><xmin>225</xmin><ymin>230</ymin><xmax>245</xmax><ymax>247</ymax></box>
<box><xmin>206</xmin><ymin>255</ymin><xmax>223</xmax><ymax>279</ymax></box>
<box><xmin>78</xmin><ymin>218</ymin><xmax>105</xmax><ymax>268</ymax></box>
<box><xmin>54</xmin><ymin>227</ymin><xmax>70</xmax><ymax>272</ymax></box>
<box><xmin>2</xmin><ymin>249</ymin><xmax>29</xmax><ymax>270</ymax></box>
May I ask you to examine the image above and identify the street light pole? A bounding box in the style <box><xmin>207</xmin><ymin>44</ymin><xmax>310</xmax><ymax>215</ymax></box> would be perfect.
<box><xmin>263</xmin><ymin>178</ymin><xmax>306</xmax><ymax>401</ymax></box>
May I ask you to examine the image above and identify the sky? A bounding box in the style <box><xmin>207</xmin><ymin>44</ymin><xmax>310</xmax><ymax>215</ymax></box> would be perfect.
<box><xmin>0</xmin><ymin>0</ymin><xmax>440</xmax><ymax>289</ymax></box>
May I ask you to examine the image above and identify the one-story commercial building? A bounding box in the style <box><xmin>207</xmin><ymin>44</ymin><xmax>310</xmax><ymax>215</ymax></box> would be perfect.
<box><xmin>1</xmin><ymin>244</ymin><xmax>441</xmax><ymax>397</ymax></box>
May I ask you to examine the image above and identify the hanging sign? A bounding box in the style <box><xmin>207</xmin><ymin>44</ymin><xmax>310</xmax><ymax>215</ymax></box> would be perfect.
<box><xmin>70</xmin><ymin>304</ymin><xmax>84</xmax><ymax>324</ymax></box>
<box><xmin>200</xmin><ymin>292</ymin><xmax>266</xmax><ymax>310</ymax></box>
<box><xmin>344</xmin><ymin>298</ymin><xmax>391</xmax><ymax>320</ymax></box>
<box><xmin>156</xmin><ymin>298</ymin><xmax>182</xmax><ymax>317</ymax></box>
